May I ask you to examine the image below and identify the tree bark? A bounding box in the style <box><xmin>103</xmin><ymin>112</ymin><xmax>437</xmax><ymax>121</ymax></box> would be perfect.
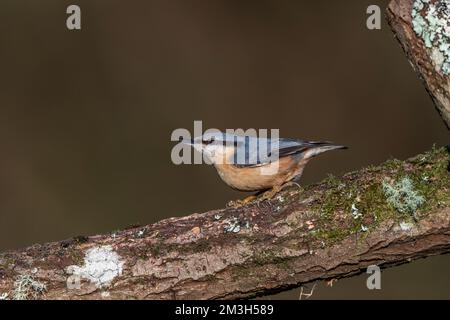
<box><xmin>0</xmin><ymin>147</ymin><xmax>449</xmax><ymax>299</ymax></box>
<box><xmin>386</xmin><ymin>0</ymin><xmax>450</xmax><ymax>129</ymax></box>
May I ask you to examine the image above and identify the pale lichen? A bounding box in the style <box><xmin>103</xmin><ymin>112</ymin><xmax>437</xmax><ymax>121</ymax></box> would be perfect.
<box><xmin>66</xmin><ymin>245</ymin><xmax>124</xmax><ymax>288</ymax></box>
<box><xmin>383</xmin><ymin>177</ymin><xmax>425</xmax><ymax>216</ymax></box>
<box><xmin>351</xmin><ymin>203</ymin><xmax>362</xmax><ymax>219</ymax></box>
<box><xmin>0</xmin><ymin>293</ymin><xmax>8</xmax><ymax>300</ymax></box>
<box><xmin>412</xmin><ymin>0</ymin><xmax>450</xmax><ymax>75</ymax></box>
<box><xmin>136</xmin><ymin>227</ymin><xmax>148</xmax><ymax>238</ymax></box>
<box><xmin>224</xmin><ymin>218</ymin><xmax>241</xmax><ymax>233</ymax></box>
<box><xmin>399</xmin><ymin>221</ymin><xmax>415</xmax><ymax>231</ymax></box>
<box><xmin>223</xmin><ymin>217</ymin><xmax>252</xmax><ymax>233</ymax></box>
<box><xmin>12</xmin><ymin>275</ymin><xmax>46</xmax><ymax>300</ymax></box>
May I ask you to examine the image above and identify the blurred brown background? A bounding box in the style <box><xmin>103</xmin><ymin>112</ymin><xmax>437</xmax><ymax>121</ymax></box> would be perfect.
<box><xmin>0</xmin><ymin>0</ymin><xmax>448</xmax><ymax>299</ymax></box>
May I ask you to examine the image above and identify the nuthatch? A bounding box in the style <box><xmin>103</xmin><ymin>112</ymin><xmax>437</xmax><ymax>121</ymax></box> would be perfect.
<box><xmin>183</xmin><ymin>132</ymin><xmax>346</xmax><ymax>202</ymax></box>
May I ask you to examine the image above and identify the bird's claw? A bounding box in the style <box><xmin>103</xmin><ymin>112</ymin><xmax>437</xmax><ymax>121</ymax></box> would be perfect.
<box><xmin>227</xmin><ymin>195</ymin><xmax>258</xmax><ymax>208</ymax></box>
<box><xmin>227</xmin><ymin>182</ymin><xmax>303</xmax><ymax>208</ymax></box>
<box><xmin>256</xmin><ymin>182</ymin><xmax>303</xmax><ymax>202</ymax></box>
<box><xmin>279</xmin><ymin>181</ymin><xmax>303</xmax><ymax>193</ymax></box>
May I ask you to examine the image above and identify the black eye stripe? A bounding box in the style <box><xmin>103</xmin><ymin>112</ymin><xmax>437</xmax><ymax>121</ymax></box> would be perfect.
<box><xmin>202</xmin><ymin>138</ymin><xmax>215</xmax><ymax>145</ymax></box>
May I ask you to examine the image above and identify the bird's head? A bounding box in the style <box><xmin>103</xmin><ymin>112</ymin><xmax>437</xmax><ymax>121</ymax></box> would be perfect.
<box><xmin>182</xmin><ymin>131</ymin><xmax>239</xmax><ymax>165</ymax></box>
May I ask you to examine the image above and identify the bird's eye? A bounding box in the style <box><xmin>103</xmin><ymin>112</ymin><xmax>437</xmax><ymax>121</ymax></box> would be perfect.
<box><xmin>202</xmin><ymin>137</ymin><xmax>215</xmax><ymax>145</ymax></box>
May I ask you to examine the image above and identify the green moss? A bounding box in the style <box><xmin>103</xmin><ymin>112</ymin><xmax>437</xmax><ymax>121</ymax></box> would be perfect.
<box><xmin>252</xmin><ymin>249</ymin><xmax>288</xmax><ymax>267</ymax></box>
<box><xmin>382</xmin><ymin>158</ymin><xmax>404</xmax><ymax>171</ymax></box>
<box><xmin>0</xmin><ymin>255</ymin><xmax>7</xmax><ymax>268</ymax></box>
<box><xmin>147</xmin><ymin>241</ymin><xmax>163</xmax><ymax>257</ymax></box>
<box><xmin>306</xmin><ymin>146</ymin><xmax>449</xmax><ymax>245</ymax></box>
<box><xmin>310</xmin><ymin>227</ymin><xmax>355</xmax><ymax>242</ymax></box>
<box><xmin>68</xmin><ymin>249</ymin><xmax>84</xmax><ymax>265</ymax></box>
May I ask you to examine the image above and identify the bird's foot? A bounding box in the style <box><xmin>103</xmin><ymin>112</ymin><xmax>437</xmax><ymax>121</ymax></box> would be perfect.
<box><xmin>256</xmin><ymin>186</ymin><xmax>282</xmax><ymax>202</ymax></box>
<box><xmin>279</xmin><ymin>181</ymin><xmax>303</xmax><ymax>193</ymax></box>
<box><xmin>227</xmin><ymin>195</ymin><xmax>258</xmax><ymax>208</ymax></box>
<box><xmin>256</xmin><ymin>182</ymin><xmax>303</xmax><ymax>203</ymax></box>
<box><xmin>227</xmin><ymin>182</ymin><xmax>303</xmax><ymax>207</ymax></box>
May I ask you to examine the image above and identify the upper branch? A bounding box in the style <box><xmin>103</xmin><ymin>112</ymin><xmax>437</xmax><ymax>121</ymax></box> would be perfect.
<box><xmin>387</xmin><ymin>0</ymin><xmax>450</xmax><ymax>129</ymax></box>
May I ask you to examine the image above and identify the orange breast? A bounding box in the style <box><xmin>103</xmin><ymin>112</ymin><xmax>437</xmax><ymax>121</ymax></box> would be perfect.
<box><xmin>214</xmin><ymin>156</ymin><xmax>304</xmax><ymax>191</ymax></box>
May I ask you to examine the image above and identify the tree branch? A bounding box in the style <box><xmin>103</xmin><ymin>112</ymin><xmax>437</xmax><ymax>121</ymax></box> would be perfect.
<box><xmin>0</xmin><ymin>147</ymin><xmax>449</xmax><ymax>299</ymax></box>
<box><xmin>386</xmin><ymin>0</ymin><xmax>450</xmax><ymax>129</ymax></box>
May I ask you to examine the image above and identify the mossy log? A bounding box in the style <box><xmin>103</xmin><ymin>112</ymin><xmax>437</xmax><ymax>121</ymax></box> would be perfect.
<box><xmin>0</xmin><ymin>147</ymin><xmax>449</xmax><ymax>299</ymax></box>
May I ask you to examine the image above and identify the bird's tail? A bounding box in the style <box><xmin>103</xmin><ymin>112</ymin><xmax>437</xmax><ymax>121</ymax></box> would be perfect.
<box><xmin>304</xmin><ymin>141</ymin><xmax>347</xmax><ymax>158</ymax></box>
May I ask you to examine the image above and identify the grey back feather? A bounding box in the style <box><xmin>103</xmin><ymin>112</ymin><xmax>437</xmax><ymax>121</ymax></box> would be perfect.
<box><xmin>232</xmin><ymin>136</ymin><xmax>336</xmax><ymax>168</ymax></box>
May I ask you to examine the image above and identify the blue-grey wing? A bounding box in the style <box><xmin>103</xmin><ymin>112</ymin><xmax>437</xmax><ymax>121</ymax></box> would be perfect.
<box><xmin>233</xmin><ymin>138</ymin><xmax>320</xmax><ymax>168</ymax></box>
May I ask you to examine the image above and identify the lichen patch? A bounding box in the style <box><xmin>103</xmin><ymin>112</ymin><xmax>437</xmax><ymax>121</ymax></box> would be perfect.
<box><xmin>382</xmin><ymin>177</ymin><xmax>425</xmax><ymax>216</ymax></box>
<box><xmin>12</xmin><ymin>275</ymin><xmax>46</xmax><ymax>300</ymax></box>
<box><xmin>399</xmin><ymin>221</ymin><xmax>415</xmax><ymax>231</ymax></box>
<box><xmin>67</xmin><ymin>245</ymin><xmax>124</xmax><ymax>288</ymax></box>
<box><xmin>412</xmin><ymin>0</ymin><xmax>450</xmax><ymax>75</ymax></box>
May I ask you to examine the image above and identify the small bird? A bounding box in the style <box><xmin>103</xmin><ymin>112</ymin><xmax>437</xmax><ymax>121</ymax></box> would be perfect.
<box><xmin>183</xmin><ymin>132</ymin><xmax>346</xmax><ymax>203</ymax></box>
